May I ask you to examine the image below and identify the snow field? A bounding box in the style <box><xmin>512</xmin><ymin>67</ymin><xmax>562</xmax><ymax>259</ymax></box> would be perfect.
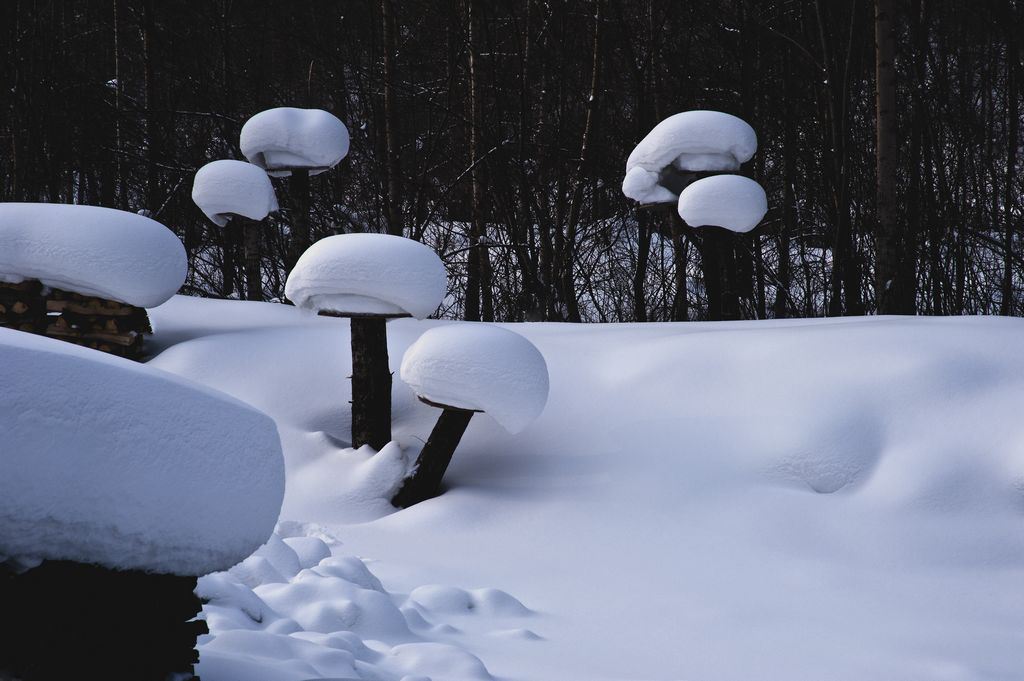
<box><xmin>147</xmin><ymin>297</ymin><xmax>1024</xmax><ymax>680</ymax></box>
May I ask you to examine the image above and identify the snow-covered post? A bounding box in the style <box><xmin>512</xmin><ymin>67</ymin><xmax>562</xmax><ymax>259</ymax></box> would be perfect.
<box><xmin>622</xmin><ymin>111</ymin><xmax>760</xmax><ymax>321</ymax></box>
<box><xmin>240</xmin><ymin>108</ymin><xmax>350</xmax><ymax>270</ymax></box>
<box><xmin>192</xmin><ymin>160</ymin><xmax>278</xmax><ymax>301</ymax></box>
<box><xmin>286</xmin><ymin>233</ymin><xmax>447</xmax><ymax>451</ymax></box>
<box><xmin>392</xmin><ymin>324</ymin><xmax>549</xmax><ymax>507</ymax></box>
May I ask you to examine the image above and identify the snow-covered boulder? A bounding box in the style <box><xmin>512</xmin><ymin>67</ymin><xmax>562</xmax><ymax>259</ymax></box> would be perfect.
<box><xmin>400</xmin><ymin>324</ymin><xmax>549</xmax><ymax>433</ymax></box>
<box><xmin>623</xmin><ymin>111</ymin><xmax>757</xmax><ymax>204</ymax></box>
<box><xmin>0</xmin><ymin>328</ymin><xmax>285</xmax><ymax>576</ymax></box>
<box><xmin>240</xmin><ymin>108</ymin><xmax>350</xmax><ymax>177</ymax></box>
<box><xmin>192</xmin><ymin>160</ymin><xmax>278</xmax><ymax>227</ymax></box>
<box><xmin>677</xmin><ymin>174</ymin><xmax>768</xmax><ymax>233</ymax></box>
<box><xmin>0</xmin><ymin>202</ymin><xmax>186</xmax><ymax>308</ymax></box>
<box><xmin>286</xmin><ymin>233</ymin><xmax>447</xmax><ymax>318</ymax></box>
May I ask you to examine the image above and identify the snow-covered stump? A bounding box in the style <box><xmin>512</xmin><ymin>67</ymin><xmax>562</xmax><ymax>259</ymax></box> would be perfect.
<box><xmin>192</xmin><ymin>159</ymin><xmax>279</xmax><ymax>302</ymax></box>
<box><xmin>287</xmin><ymin>234</ymin><xmax>447</xmax><ymax>451</ymax></box>
<box><xmin>0</xmin><ymin>560</ymin><xmax>207</xmax><ymax>681</ymax></box>
<box><xmin>392</xmin><ymin>325</ymin><xmax>549</xmax><ymax>507</ymax></box>
<box><xmin>622</xmin><ymin>111</ymin><xmax>760</xmax><ymax>321</ymax></box>
<box><xmin>240</xmin><ymin>108</ymin><xmax>349</xmax><ymax>269</ymax></box>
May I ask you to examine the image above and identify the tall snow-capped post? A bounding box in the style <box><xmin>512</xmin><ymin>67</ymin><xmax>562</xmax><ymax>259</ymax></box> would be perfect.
<box><xmin>392</xmin><ymin>324</ymin><xmax>549</xmax><ymax>508</ymax></box>
<box><xmin>286</xmin><ymin>234</ymin><xmax>447</xmax><ymax>451</ymax></box>
<box><xmin>240</xmin><ymin>107</ymin><xmax>350</xmax><ymax>270</ymax></box>
<box><xmin>192</xmin><ymin>160</ymin><xmax>279</xmax><ymax>301</ymax></box>
<box><xmin>622</xmin><ymin>111</ymin><xmax>760</xmax><ymax>321</ymax></box>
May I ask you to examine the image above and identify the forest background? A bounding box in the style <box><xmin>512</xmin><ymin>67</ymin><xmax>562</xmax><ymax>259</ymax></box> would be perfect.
<box><xmin>2</xmin><ymin>0</ymin><xmax>1020</xmax><ymax>322</ymax></box>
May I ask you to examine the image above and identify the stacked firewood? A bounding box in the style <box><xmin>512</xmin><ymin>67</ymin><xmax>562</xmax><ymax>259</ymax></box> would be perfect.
<box><xmin>0</xmin><ymin>280</ymin><xmax>48</xmax><ymax>333</ymax></box>
<box><xmin>0</xmin><ymin>281</ymin><xmax>152</xmax><ymax>360</ymax></box>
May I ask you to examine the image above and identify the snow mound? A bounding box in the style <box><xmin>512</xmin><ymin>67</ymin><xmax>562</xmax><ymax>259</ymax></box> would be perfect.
<box><xmin>0</xmin><ymin>328</ymin><xmax>284</xmax><ymax>576</ymax></box>
<box><xmin>286</xmin><ymin>233</ymin><xmax>447</xmax><ymax>318</ymax></box>
<box><xmin>677</xmin><ymin>174</ymin><xmax>768</xmax><ymax>233</ymax></box>
<box><xmin>192</xmin><ymin>160</ymin><xmax>278</xmax><ymax>226</ymax></box>
<box><xmin>0</xmin><ymin>202</ymin><xmax>187</xmax><ymax>307</ymax></box>
<box><xmin>240</xmin><ymin>107</ymin><xmax>350</xmax><ymax>177</ymax></box>
<box><xmin>400</xmin><ymin>324</ymin><xmax>549</xmax><ymax>433</ymax></box>
<box><xmin>197</xmin><ymin>528</ymin><xmax>506</xmax><ymax>681</ymax></box>
<box><xmin>623</xmin><ymin>111</ymin><xmax>756</xmax><ymax>203</ymax></box>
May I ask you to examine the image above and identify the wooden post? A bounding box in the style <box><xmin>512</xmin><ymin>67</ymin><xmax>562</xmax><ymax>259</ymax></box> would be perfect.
<box><xmin>391</xmin><ymin>406</ymin><xmax>475</xmax><ymax>508</ymax></box>
<box><xmin>241</xmin><ymin>217</ymin><xmax>263</xmax><ymax>301</ymax></box>
<box><xmin>350</xmin><ymin>316</ymin><xmax>392</xmax><ymax>450</ymax></box>
<box><xmin>289</xmin><ymin>168</ymin><xmax>311</xmax><ymax>269</ymax></box>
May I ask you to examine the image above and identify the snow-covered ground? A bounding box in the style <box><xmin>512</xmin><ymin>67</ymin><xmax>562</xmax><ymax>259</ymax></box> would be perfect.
<box><xmin>145</xmin><ymin>296</ymin><xmax>1024</xmax><ymax>681</ymax></box>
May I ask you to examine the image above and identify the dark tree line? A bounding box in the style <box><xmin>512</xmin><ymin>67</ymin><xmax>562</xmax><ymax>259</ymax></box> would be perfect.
<box><xmin>2</xmin><ymin>0</ymin><xmax>1021</xmax><ymax>321</ymax></box>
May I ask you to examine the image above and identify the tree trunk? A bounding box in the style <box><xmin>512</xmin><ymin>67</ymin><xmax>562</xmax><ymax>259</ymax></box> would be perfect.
<box><xmin>289</xmin><ymin>168</ymin><xmax>311</xmax><ymax>270</ymax></box>
<box><xmin>1002</xmin><ymin>23</ymin><xmax>1018</xmax><ymax>315</ymax></box>
<box><xmin>874</xmin><ymin>0</ymin><xmax>902</xmax><ymax>314</ymax></box>
<box><xmin>392</xmin><ymin>407</ymin><xmax>474</xmax><ymax>508</ymax></box>
<box><xmin>381</xmin><ymin>0</ymin><xmax>403</xmax><ymax>237</ymax></box>
<box><xmin>242</xmin><ymin>218</ymin><xmax>263</xmax><ymax>302</ymax></box>
<box><xmin>350</xmin><ymin>316</ymin><xmax>392</xmax><ymax>451</ymax></box>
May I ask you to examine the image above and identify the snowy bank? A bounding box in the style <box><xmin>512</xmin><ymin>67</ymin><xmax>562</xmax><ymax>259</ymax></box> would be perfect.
<box><xmin>0</xmin><ymin>328</ymin><xmax>285</xmax><ymax>576</ymax></box>
<box><xmin>0</xmin><ymin>202</ymin><xmax>187</xmax><ymax>307</ymax></box>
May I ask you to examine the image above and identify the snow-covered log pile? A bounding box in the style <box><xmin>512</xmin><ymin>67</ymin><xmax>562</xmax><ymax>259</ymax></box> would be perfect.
<box><xmin>0</xmin><ymin>203</ymin><xmax>187</xmax><ymax>359</ymax></box>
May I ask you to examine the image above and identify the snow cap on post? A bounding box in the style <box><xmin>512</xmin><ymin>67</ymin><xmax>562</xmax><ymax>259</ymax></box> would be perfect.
<box><xmin>0</xmin><ymin>203</ymin><xmax>187</xmax><ymax>308</ymax></box>
<box><xmin>285</xmin><ymin>233</ymin><xmax>447</xmax><ymax>318</ymax></box>
<box><xmin>192</xmin><ymin>160</ymin><xmax>278</xmax><ymax>227</ymax></box>
<box><xmin>623</xmin><ymin>110</ymin><xmax>757</xmax><ymax>204</ymax></box>
<box><xmin>400</xmin><ymin>324</ymin><xmax>549</xmax><ymax>433</ymax></box>
<box><xmin>240</xmin><ymin>107</ymin><xmax>350</xmax><ymax>177</ymax></box>
<box><xmin>677</xmin><ymin>174</ymin><xmax>768</xmax><ymax>233</ymax></box>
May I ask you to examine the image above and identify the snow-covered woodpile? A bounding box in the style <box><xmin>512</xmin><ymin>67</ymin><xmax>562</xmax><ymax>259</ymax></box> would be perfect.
<box><xmin>0</xmin><ymin>280</ymin><xmax>47</xmax><ymax>333</ymax></box>
<box><xmin>0</xmin><ymin>283</ymin><xmax>153</xmax><ymax>359</ymax></box>
<box><xmin>0</xmin><ymin>202</ymin><xmax>189</xmax><ymax>360</ymax></box>
<box><xmin>45</xmin><ymin>288</ymin><xmax>153</xmax><ymax>359</ymax></box>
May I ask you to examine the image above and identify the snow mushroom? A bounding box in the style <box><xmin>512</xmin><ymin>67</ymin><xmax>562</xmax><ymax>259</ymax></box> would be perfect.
<box><xmin>240</xmin><ymin>107</ymin><xmax>351</xmax><ymax>266</ymax></box>
<box><xmin>677</xmin><ymin>174</ymin><xmax>768</xmax><ymax>233</ymax></box>
<box><xmin>285</xmin><ymin>233</ymin><xmax>447</xmax><ymax>451</ymax></box>
<box><xmin>392</xmin><ymin>324</ymin><xmax>549</xmax><ymax>508</ymax></box>
<box><xmin>192</xmin><ymin>159</ymin><xmax>279</xmax><ymax>301</ymax></box>
<box><xmin>622</xmin><ymin>110</ymin><xmax>757</xmax><ymax>205</ymax></box>
<box><xmin>192</xmin><ymin>159</ymin><xmax>278</xmax><ymax>227</ymax></box>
